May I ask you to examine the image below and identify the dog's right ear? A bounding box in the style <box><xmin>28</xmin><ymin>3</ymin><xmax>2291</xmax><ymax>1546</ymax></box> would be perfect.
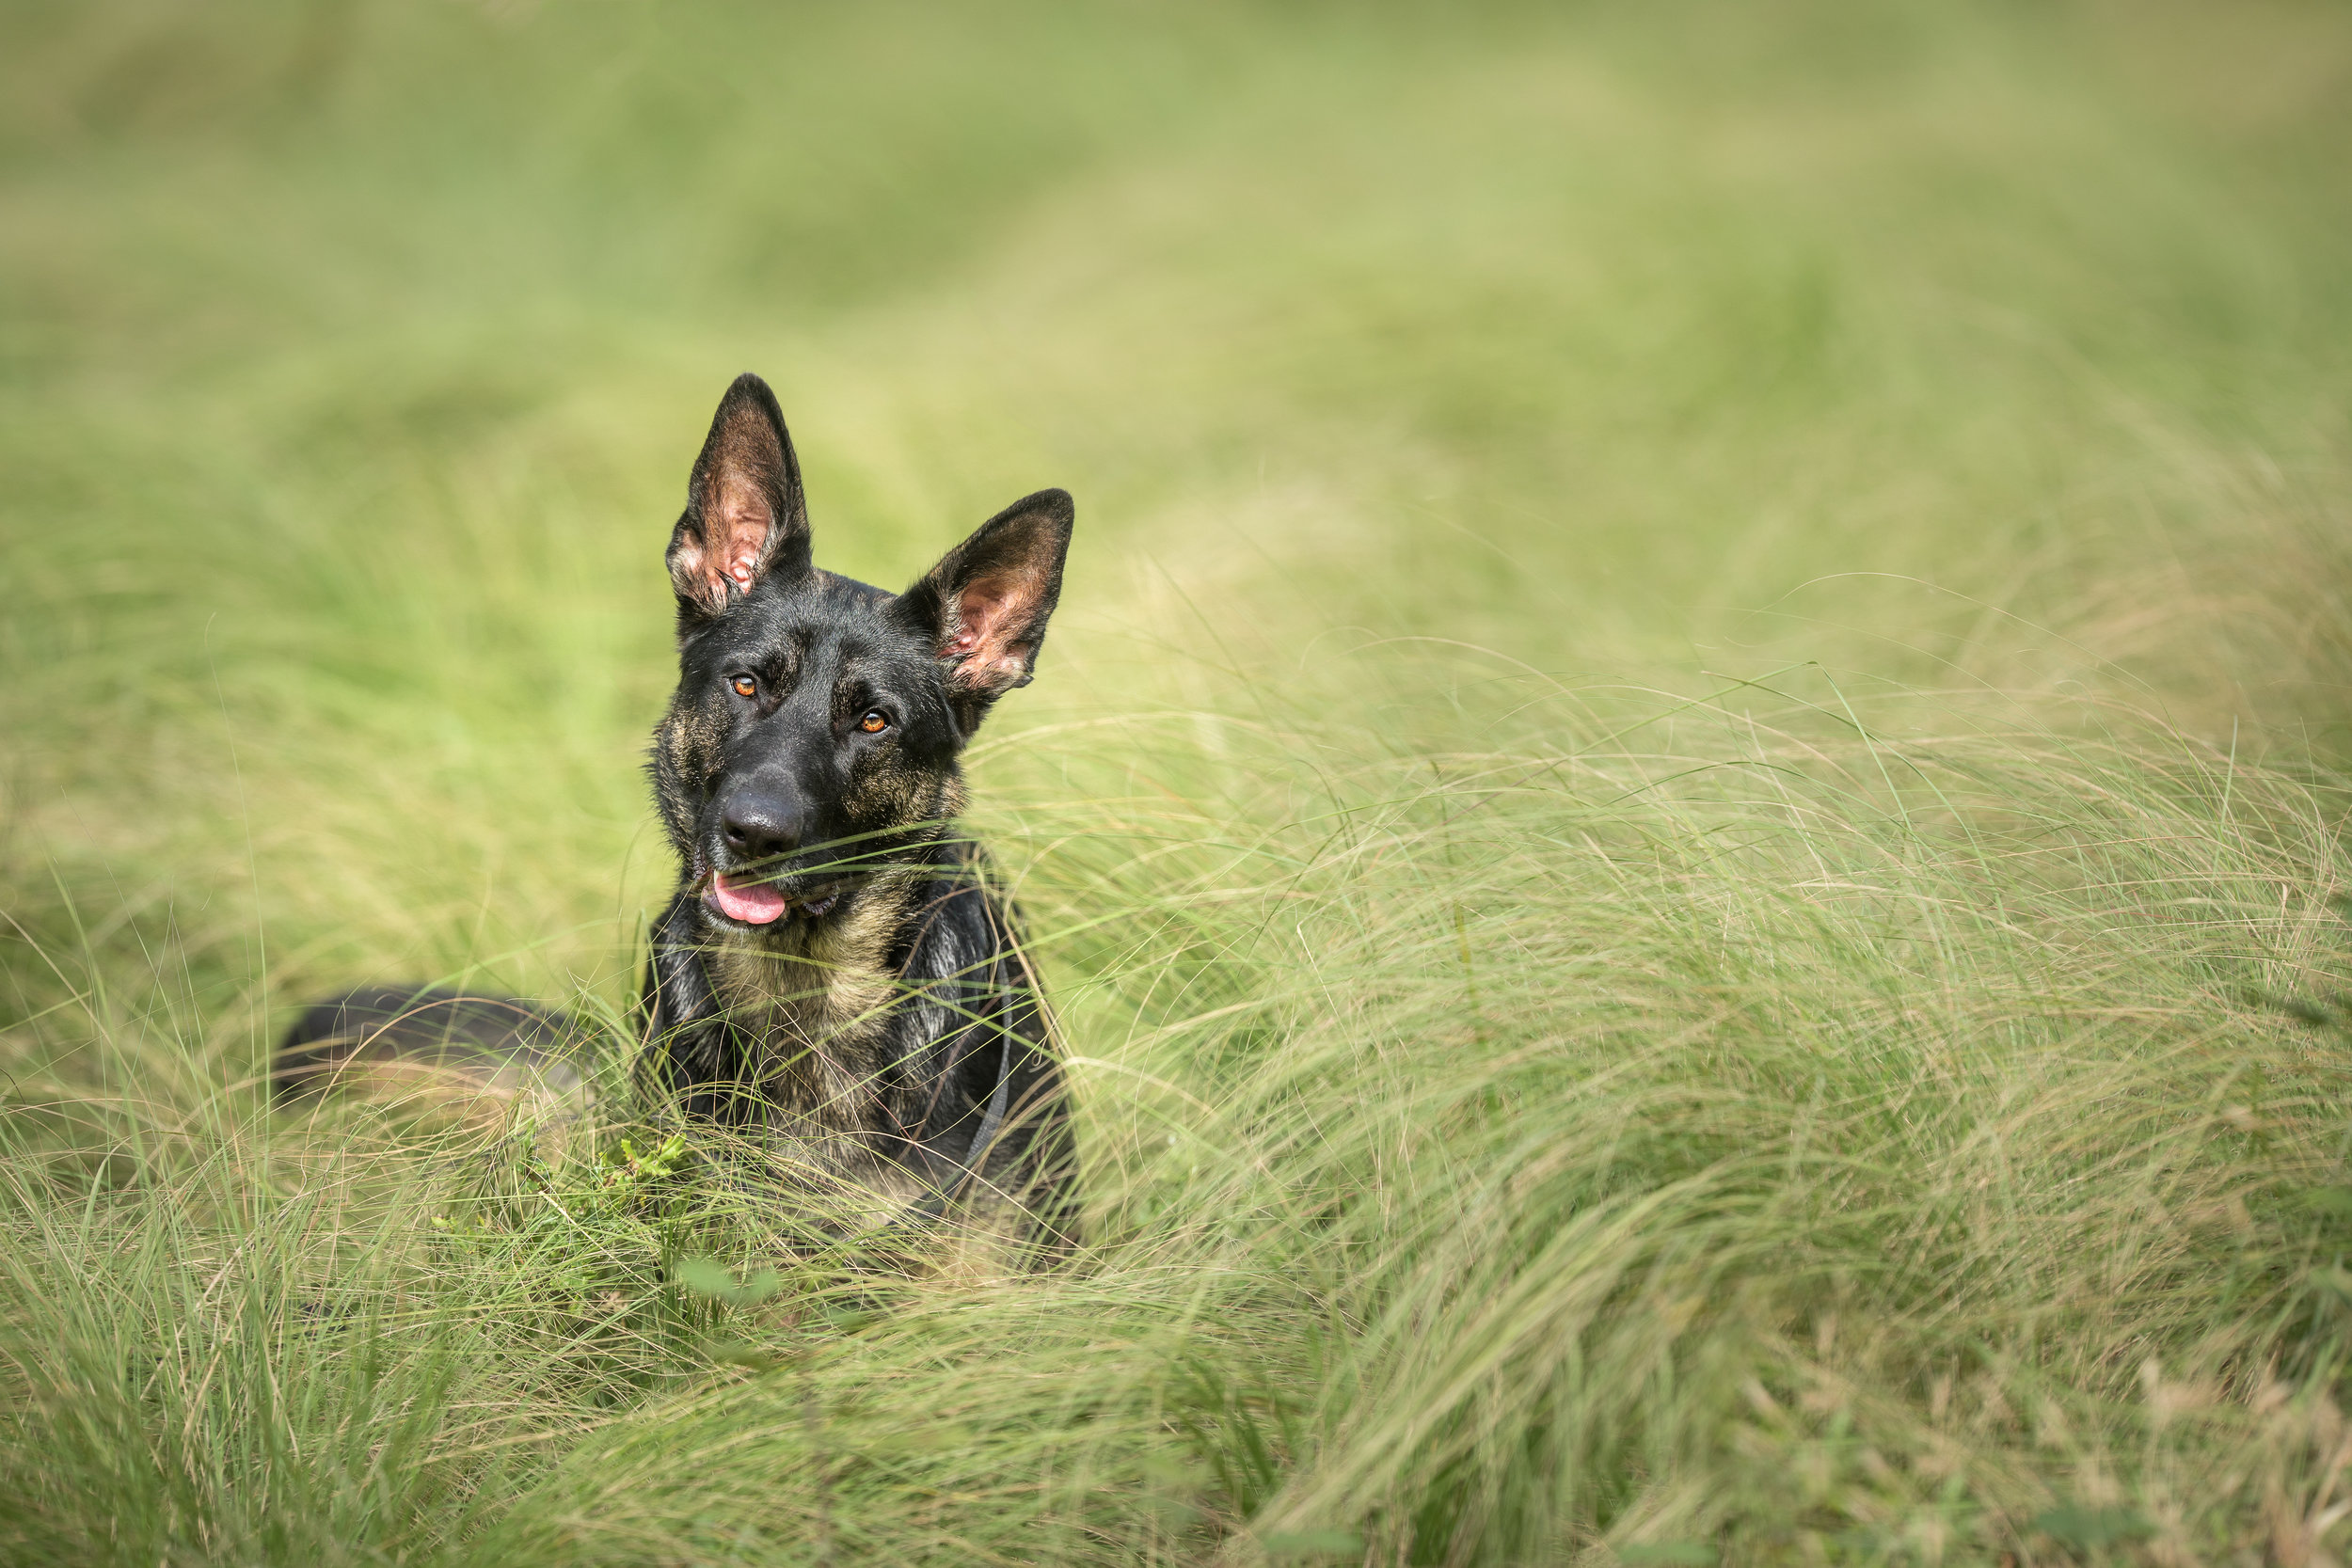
<box><xmin>666</xmin><ymin>373</ymin><xmax>813</xmax><ymax>617</ymax></box>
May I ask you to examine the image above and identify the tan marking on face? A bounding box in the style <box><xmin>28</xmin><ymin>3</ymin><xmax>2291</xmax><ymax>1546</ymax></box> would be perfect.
<box><xmin>843</xmin><ymin>762</ymin><xmax>956</xmax><ymax>844</ymax></box>
<box><xmin>661</xmin><ymin>698</ymin><xmax>726</xmax><ymax>784</ymax></box>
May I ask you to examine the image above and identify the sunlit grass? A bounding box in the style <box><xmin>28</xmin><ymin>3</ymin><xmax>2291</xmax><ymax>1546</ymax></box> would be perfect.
<box><xmin>5</xmin><ymin>1</ymin><xmax>2352</xmax><ymax>1562</ymax></box>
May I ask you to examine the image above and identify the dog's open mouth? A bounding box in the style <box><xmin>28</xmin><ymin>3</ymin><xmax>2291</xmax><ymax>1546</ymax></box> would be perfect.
<box><xmin>706</xmin><ymin>872</ymin><xmax>840</xmax><ymax>926</ymax></box>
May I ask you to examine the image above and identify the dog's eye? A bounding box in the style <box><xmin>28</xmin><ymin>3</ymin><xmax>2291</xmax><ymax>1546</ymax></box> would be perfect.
<box><xmin>730</xmin><ymin>676</ymin><xmax>756</xmax><ymax>699</ymax></box>
<box><xmin>859</xmin><ymin>710</ymin><xmax>889</xmax><ymax>734</ymax></box>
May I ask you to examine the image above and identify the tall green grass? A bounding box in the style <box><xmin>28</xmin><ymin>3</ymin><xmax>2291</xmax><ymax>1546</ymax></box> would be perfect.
<box><xmin>5</xmin><ymin>1</ymin><xmax>2352</xmax><ymax>1562</ymax></box>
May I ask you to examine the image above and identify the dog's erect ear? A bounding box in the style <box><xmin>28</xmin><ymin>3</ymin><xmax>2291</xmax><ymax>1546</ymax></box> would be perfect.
<box><xmin>667</xmin><ymin>373</ymin><xmax>813</xmax><ymax>616</ymax></box>
<box><xmin>898</xmin><ymin>488</ymin><xmax>1073</xmax><ymax>725</ymax></box>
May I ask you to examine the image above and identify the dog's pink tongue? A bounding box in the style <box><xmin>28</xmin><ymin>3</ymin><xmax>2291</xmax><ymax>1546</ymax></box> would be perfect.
<box><xmin>710</xmin><ymin>872</ymin><xmax>787</xmax><ymax>925</ymax></box>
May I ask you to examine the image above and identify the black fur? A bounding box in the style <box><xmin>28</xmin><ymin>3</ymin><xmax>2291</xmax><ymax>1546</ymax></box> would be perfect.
<box><xmin>280</xmin><ymin>372</ymin><xmax>1078</xmax><ymax>1245</ymax></box>
<box><xmin>276</xmin><ymin>987</ymin><xmax>580</xmax><ymax>1102</ymax></box>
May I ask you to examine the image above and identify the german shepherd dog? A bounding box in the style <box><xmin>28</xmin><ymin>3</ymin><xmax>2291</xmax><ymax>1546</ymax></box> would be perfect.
<box><xmin>278</xmin><ymin>372</ymin><xmax>1078</xmax><ymax>1246</ymax></box>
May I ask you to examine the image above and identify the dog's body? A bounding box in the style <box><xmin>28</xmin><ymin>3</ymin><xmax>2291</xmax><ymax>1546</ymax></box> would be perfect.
<box><xmin>279</xmin><ymin>373</ymin><xmax>1077</xmax><ymax>1243</ymax></box>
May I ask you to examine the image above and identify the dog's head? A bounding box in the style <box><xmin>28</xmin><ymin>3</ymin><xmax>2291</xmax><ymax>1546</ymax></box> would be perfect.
<box><xmin>649</xmin><ymin>373</ymin><xmax>1072</xmax><ymax>936</ymax></box>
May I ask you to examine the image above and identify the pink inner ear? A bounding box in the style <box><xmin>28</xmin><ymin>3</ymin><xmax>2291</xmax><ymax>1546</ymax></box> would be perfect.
<box><xmin>701</xmin><ymin>480</ymin><xmax>772</xmax><ymax>600</ymax></box>
<box><xmin>950</xmin><ymin>581</ymin><xmax>1012</xmax><ymax>648</ymax></box>
<box><xmin>946</xmin><ymin>576</ymin><xmax>1032</xmax><ymax>683</ymax></box>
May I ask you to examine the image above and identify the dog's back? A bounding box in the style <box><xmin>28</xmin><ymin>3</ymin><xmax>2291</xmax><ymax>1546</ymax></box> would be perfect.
<box><xmin>274</xmin><ymin>985</ymin><xmax>583</xmax><ymax>1110</ymax></box>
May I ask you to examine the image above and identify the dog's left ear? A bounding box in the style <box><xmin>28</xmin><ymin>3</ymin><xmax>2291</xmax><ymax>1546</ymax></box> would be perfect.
<box><xmin>898</xmin><ymin>489</ymin><xmax>1073</xmax><ymax>725</ymax></box>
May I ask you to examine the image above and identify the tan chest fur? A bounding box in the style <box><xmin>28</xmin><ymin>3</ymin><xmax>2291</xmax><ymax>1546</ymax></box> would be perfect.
<box><xmin>704</xmin><ymin>872</ymin><xmax>920</xmax><ymax>1142</ymax></box>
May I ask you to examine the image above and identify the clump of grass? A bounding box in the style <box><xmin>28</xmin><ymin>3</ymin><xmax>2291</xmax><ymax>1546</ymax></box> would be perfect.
<box><xmin>7</xmin><ymin>1</ymin><xmax>2352</xmax><ymax>1562</ymax></box>
<box><xmin>9</xmin><ymin>666</ymin><xmax>2352</xmax><ymax>1564</ymax></box>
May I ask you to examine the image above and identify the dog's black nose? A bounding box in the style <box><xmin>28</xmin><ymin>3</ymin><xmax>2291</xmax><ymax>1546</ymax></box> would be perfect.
<box><xmin>720</xmin><ymin>786</ymin><xmax>803</xmax><ymax>863</ymax></box>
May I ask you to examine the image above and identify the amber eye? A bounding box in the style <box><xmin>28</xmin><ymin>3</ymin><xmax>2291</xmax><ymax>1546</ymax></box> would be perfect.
<box><xmin>858</xmin><ymin>709</ymin><xmax>889</xmax><ymax>734</ymax></box>
<box><xmin>730</xmin><ymin>675</ymin><xmax>756</xmax><ymax>699</ymax></box>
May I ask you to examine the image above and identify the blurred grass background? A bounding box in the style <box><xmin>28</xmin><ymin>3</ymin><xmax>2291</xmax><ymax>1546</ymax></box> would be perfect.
<box><xmin>5</xmin><ymin>2</ymin><xmax>2352</xmax><ymax>1563</ymax></box>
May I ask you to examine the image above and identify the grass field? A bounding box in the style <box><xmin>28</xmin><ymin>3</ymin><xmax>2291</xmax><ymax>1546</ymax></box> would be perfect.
<box><xmin>6</xmin><ymin>2</ymin><xmax>2352</xmax><ymax>1562</ymax></box>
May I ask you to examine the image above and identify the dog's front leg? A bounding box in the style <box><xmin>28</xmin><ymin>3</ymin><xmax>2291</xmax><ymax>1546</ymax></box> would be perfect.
<box><xmin>637</xmin><ymin>892</ymin><xmax>753</xmax><ymax>1123</ymax></box>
